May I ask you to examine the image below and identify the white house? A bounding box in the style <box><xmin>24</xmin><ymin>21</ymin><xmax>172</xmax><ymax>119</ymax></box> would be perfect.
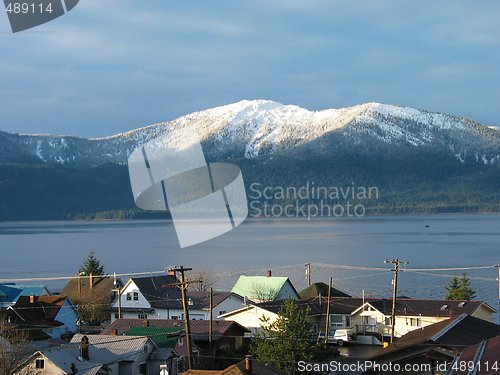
<box><xmin>110</xmin><ymin>275</ymin><xmax>246</xmax><ymax>322</ymax></box>
<box><xmin>351</xmin><ymin>298</ymin><xmax>497</xmax><ymax>339</ymax></box>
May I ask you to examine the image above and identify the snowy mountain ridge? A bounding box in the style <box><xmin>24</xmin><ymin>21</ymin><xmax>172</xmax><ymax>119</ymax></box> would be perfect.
<box><xmin>2</xmin><ymin>100</ymin><xmax>499</xmax><ymax>166</ymax></box>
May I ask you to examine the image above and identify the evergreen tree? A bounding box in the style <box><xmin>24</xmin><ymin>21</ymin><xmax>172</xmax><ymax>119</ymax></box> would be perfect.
<box><xmin>445</xmin><ymin>273</ymin><xmax>476</xmax><ymax>300</ymax></box>
<box><xmin>79</xmin><ymin>251</ymin><xmax>105</xmax><ymax>276</ymax></box>
<box><xmin>251</xmin><ymin>299</ymin><xmax>325</xmax><ymax>373</ymax></box>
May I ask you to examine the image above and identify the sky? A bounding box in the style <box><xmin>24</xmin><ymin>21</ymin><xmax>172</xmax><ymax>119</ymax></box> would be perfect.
<box><xmin>1</xmin><ymin>0</ymin><xmax>499</xmax><ymax>137</ymax></box>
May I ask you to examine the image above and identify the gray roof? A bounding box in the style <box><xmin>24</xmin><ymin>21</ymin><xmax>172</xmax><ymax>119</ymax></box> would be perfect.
<box><xmin>365</xmin><ymin>298</ymin><xmax>496</xmax><ymax>317</ymax></box>
<box><xmin>70</xmin><ymin>334</ymin><xmax>153</xmax><ymax>363</ymax></box>
<box><xmin>20</xmin><ymin>334</ymin><xmax>156</xmax><ymax>374</ymax></box>
<box><xmin>31</xmin><ymin>350</ymin><xmax>104</xmax><ymax>375</ymax></box>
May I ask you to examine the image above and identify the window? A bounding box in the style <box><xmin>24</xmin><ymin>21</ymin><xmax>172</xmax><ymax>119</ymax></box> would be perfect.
<box><xmin>384</xmin><ymin>317</ymin><xmax>392</xmax><ymax>326</ymax></box>
<box><xmin>139</xmin><ymin>362</ymin><xmax>148</xmax><ymax>374</ymax></box>
<box><xmin>409</xmin><ymin>317</ymin><xmax>422</xmax><ymax>327</ymax></box>
<box><xmin>35</xmin><ymin>359</ymin><xmax>45</xmax><ymax>369</ymax></box>
<box><xmin>171</xmin><ymin>316</ymin><xmax>178</xmax><ymax>320</ymax></box>
<box><xmin>114</xmin><ymin>313</ymin><xmax>123</xmax><ymax>319</ymax></box>
<box><xmin>345</xmin><ymin>315</ymin><xmax>351</xmax><ymax>328</ymax></box>
<box><xmin>126</xmin><ymin>292</ymin><xmax>132</xmax><ymax>301</ymax></box>
<box><xmin>133</xmin><ymin>292</ymin><xmax>139</xmax><ymax>301</ymax></box>
<box><xmin>219</xmin><ymin>310</ymin><xmax>226</xmax><ymax>316</ymax></box>
<box><xmin>330</xmin><ymin>314</ymin><xmax>344</xmax><ymax>328</ymax></box>
<box><xmin>138</xmin><ymin>314</ymin><xmax>147</xmax><ymax>319</ymax></box>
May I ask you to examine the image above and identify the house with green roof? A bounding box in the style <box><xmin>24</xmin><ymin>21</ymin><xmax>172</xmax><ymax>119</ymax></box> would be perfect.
<box><xmin>123</xmin><ymin>326</ymin><xmax>182</xmax><ymax>348</ymax></box>
<box><xmin>230</xmin><ymin>273</ymin><xmax>299</xmax><ymax>302</ymax></box>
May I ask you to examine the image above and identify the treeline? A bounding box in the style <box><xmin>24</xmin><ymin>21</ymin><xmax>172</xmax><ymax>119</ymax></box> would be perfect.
<box><xmin>0</xmin><ymin>149</ymin><xmax>499</xmax><ymax>221</ymax></box>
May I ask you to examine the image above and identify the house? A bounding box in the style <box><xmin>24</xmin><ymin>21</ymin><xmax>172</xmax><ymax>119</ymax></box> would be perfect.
<box><xmin>351</xmin><ymin>298</ymin><xmax>497</xmax><ymax>341</ymax></box>
<box><xmin>61</xmin><ymin>275</ymin><xmax>123</xmax><ymax>324</ymax></box>
<box><xmin>102</xmin><ymin>318</ymin><xmax>250</xmax><ymax>371</ymax></box>
<box><xmin>109</xmin><ymin>274</ymin><xmax>245</xmax><ymax>322</ymax></box>
<box><xmin>0</xmin><ymin>284</ymin><xmax>51</xmax><ymax>308</ymax></box>
<box><xmin>299</xmin><ymin>282</ymin><xmax>351</xmax><ymax>299</ymax></box>
<box><xmin>8</xmin><ymin>296</ymin><xmax>78</xmax><ymax>340</ymax></box>
<box><xmin>218</xmin><ymin>297</ymin><xmax>362</xmax><ymax>335</ymax></box>
<box><xmin>230</xmin><ymin>272</ymin><xmax>299</xmax><ymax>302</ymax></box>
<box><xmin>446</xmin><ymin>334</ymin><xmax>500</xmax><ymax>375</ymax></box>
<box><xmin>182</xmin><ymin>356</ymin><xmax>286</xmax><ymax>375</ymax></box>
<box><xmin>364</xmin><ymin>314</ymin><xmax>500</xmax><ymax>374</ymax></box>
<box><xmin>16</xmin><ymin>333</ymin><xmax>171</xmax><ymax>375</ymax></box>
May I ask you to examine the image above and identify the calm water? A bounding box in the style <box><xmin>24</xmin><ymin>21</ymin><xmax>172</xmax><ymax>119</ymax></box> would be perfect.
<box><xmin>1</xmin><ymin>214</ymin><xmax>499</xmax><ymax>316</ymax></box>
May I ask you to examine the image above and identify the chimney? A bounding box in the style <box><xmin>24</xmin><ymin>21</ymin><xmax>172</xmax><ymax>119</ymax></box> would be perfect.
<box><xmin>245</xmin><ymin>355</ymin><xmax>253</xmax><ymax>373</ymax></box>
<box><xmin>89</xmin><ymin>273</ymin><xmax>93</xmax><ymax>290</ymax></box>
<box><xmin>266</xmin><ymin>270</ymin><xmax>272</xmax><ymax>278</ymax></box>
<box><xmin>29</xmin><ymin>295</ymin><xmax>35</xmax><ymax>304</ymax></box>
<box><xmin>143</xmin><ymin>319</ymin><xmax>150</xmax><ymax>327</ymax></box>
<box><xmin>167</xmin><ymin>268</ymin><xmax>176</xmax><ymax>277</ymax></box>
<box><xmin>80</xmin><ymin>336</ymin><xmax>90</xmax><ymax>361</ymax></box>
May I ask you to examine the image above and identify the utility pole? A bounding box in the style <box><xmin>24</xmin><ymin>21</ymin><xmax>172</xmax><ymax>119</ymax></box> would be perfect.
<box><xmin>305</xmin><ymin>263</ymin><xmax>311</xmax><ymax>287</ymax></box>
<box><xmin>385</xmin><ymin>259</ymin><xmax>409</xmax><ymax>343</ymax></box>
<box><xmin>324</xmin><ymin>277</ymin><xmax>332</xmax><ymax>344</ymax></box>
<box><xmin>169</xmin><ymin>266</ymin><xmax>194</xmax><ymax>370</ymax></box>
<box><xmin>112</xmin><ymin>273</ymin><xmax>121</xmax><ymax>320</ymax></box>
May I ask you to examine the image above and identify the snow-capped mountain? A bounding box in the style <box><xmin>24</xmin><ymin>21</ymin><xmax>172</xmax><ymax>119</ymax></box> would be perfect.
<box><xmin>2</xmin><ymin>100</ymin><xmax>500</xmax><ymax>166</ymax></box>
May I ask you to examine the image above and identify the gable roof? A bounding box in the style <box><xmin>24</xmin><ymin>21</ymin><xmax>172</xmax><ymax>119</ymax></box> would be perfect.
<box><xmin>0</xmin><ymin>283</ymin><xmax>50</xmax><ymax>304</ymax></box>
<box><xmin>371</xmin><ymin>314</ymin><xmax>500</xmax><ymax>361</ymax></box>
<box><xmin>10</xmin><ymin>296</ymin><xmax>71</xmax><ymax>327</ymax></box>
<box><xmin>231</xmin><ymin>275</ymin><xmax>298</xmax><ymax>301</ymax></box>
<box><xmin>126</xmin><ymin>275</ymin><xmax>183</xmax><ymax>309</ymax></box>
<box><xmin>62</xmin><ymin>276</ymin><xmax>121</xmax><ymax>299</ymax></box>
<box><xmin>447</xmin><ymin>334</ymin><xmax>500</xmax><ymax>374</ymax></box>
<box><xmin>220</xmin><ymin>297</ymin><xmax>364</xmax><ymax>318</ymax></box>
<box><xmin>123</xmin><ymin>275</ymin><xmax>240</xmax><ymax>310</ymax></box>
<box><xmin>101</xmin><ymin>318</ymin><xmax>249</xmax><ymax>341</ymax></box>
<box><xmin>353</xmin><ymin>298</ymin><xmax>495</xmax><ymax>317</ymax></box>
<box><xmin>19</xmin><ymin>334</ymin><xmax>155</xmax><ymax>375</ymax></box>
<box><xmin>299</xmin><ymin>282</ymin><xmax>351</xmax><ymax>299</ymax></box>
<box><xmin>36</xmin><ymin>349</ymin><xmax>105</xmax><ymax>375</ymax></box>
<box><xmin>70</xmin><ymin>333</ymin><xmax>153</xmax><ymax>363</ymax></box>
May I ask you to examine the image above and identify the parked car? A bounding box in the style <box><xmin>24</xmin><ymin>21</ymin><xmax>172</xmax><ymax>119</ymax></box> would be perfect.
<box><xmin>318</xmin><ymin>329</ymin><xmax>356</xmax><ymax>346</ymax></box>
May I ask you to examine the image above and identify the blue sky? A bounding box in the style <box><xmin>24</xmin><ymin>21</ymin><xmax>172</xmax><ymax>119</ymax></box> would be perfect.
<box><xmin>1</xmin><ymin>0</ymin><xmax>499</xmax><ymax>137</ymax></box>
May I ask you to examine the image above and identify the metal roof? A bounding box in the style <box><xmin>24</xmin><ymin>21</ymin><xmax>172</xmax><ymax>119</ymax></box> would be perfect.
<box><xmin>70</xmin><ymin>334</ymin><xmax>152</xmax><ymax>363</ymax></box>
<box><xmin>123</xmin><ymin>326</ymin><xmax>181</xmax><ymax>348</ymax></box>
<box><xmin>230</xmin><ymin>275</ymin><xmax>296</xmax><ymax>301</ymax></box>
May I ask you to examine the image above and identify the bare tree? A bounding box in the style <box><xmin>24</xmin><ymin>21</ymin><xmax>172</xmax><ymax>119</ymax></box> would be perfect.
<box><xmin>188</xmin><ymin>269</ymin><xmax>217</xmax><ymax>292</ymax></box>
<box><xmin>0</xmin><ymin>314</ymin><xmax>34</xmax><ymax>375</ymax></box>
<box><xmin>251</xmin><ymin>283</ymin><xmax>280</xmax><ymax>302</ymax></box>
<box><xmin>66</xmin><ymin>286</ymin><xmax>111</xmax><ymax>325</ymax></box>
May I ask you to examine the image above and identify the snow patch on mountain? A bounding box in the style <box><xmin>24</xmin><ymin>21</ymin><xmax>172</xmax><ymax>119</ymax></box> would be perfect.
<box><xmin>4</xmin><ymin>100</ymin><xmax>500</xmax><ymax>166</ymax></box>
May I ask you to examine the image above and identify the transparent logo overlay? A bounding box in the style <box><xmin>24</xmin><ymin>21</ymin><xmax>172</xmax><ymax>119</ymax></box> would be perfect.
<box><xmin>4</xmin><ymin>0</ymin><xmax>79</xmax><ymax>33</ymax></box>
<box><xmin>128</xmin><ymin>130</ymin><xmax>248</xmax><ymax>248</ymax></box>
